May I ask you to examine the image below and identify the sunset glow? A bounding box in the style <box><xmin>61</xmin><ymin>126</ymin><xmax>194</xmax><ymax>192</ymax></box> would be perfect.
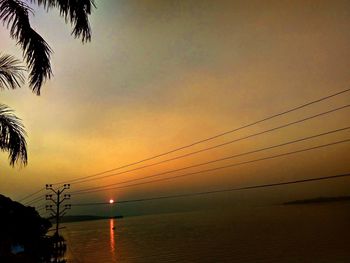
<box><xmin>1</xmin><ymin>1</ymin><xmax>350</xmax><ymax>262</ymax></box>
<box><xmin>0</xmin><ymin>0</ymin><xmax>349</xmax><ymax>218</ymax></box>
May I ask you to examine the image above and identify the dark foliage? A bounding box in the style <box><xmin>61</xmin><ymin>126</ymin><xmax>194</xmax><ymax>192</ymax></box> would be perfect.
<box><xmin>0</xmin><ymin>53</ymin><xmax>25</xmax><ymax>90</ymax></box>
<box><xmin>0</xmin><ymin>194</ymin><xmax>52</xmax><ymax>262</ymax></box>
<box><xmin>0</xmin><ymin>104</ymin><xmax>27</xmax><ymax>166</ymax></box>
<box><xmin>0</xmin><ymin>0</ymin><xmax>95</xmax><ymax>94</ymax></box>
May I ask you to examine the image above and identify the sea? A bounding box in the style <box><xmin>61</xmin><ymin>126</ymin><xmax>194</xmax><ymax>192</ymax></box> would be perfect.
<box><xmin>62</xmin><ymin>203</ymin><xmax>350</xmax><ymax>263</ymax></box>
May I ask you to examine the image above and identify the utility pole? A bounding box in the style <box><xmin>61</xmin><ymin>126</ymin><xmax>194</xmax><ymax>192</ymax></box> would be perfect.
<box><xmin>45</xmin><ymin>184</ymin><xmax>71</xmax><ymax>236</ymax></box>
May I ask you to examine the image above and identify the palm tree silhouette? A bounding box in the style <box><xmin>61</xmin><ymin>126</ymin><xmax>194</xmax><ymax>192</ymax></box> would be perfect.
<box><xmin>0</xmin><ymin>0</ymin><xmax>95</xmax><ymax>95</ymax></box>
<box><xmin>0</xmin><ymin>54</ymin><xmax>27</xmax><ymax>166</ymax></box>
<box><xmin>0</xmin><ymin>1</ymin><xmax>95</xmax><ymax>166</ymax></box>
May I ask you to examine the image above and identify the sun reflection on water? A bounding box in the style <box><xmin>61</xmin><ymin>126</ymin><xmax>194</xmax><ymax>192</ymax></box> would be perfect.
<box><xmin>109</xmin><ymin>219</ymin><xmax>115</xmax><ymax>254</ymax></box>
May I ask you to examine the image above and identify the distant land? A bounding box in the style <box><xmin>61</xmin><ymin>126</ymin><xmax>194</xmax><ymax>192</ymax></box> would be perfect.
<box><xmin>283</xmin><ymin>196</ymin><xmax>350</xmax><ymax>205</ymax></box>
<box><xmin>59</xmin><ymin>215</ymin><xmax>123</xmax><ymax>223</ymax></box>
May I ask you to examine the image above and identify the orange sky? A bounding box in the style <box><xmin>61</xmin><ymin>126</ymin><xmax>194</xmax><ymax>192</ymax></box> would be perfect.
<box><xmin>0</xmin><ymin>0</ymin><xmax>349</xmax><ymax>215</ymax></box>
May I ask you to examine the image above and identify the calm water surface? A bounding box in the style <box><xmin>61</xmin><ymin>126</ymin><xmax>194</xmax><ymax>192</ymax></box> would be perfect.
<box><xmin>62</xmin><ymin>203</ymin><xmax>350</xmax><ymax>263</ymax></box>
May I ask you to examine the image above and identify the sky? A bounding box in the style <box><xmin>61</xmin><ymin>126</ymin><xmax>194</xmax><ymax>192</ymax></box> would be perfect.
<box><xmin>0</xmin><ymin>0</ymin><xmax>349</xmax><ymax>216</ymax></box>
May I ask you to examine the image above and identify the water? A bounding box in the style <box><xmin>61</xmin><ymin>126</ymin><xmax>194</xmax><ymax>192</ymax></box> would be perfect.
<box><xmin>62</xmin><ymin>203</ymin><xmax>350</xmax><ymax>263</ymax></box>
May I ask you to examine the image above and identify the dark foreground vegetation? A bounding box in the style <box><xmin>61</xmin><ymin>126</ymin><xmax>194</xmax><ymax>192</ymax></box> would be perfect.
<box><xmin>0</xmin><ymin>194</ymin><xmax>66</xmax><ymax>263</ymax></box>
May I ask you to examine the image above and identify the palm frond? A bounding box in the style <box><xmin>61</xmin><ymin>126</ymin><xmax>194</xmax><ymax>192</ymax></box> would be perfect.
<box><xmin>0</xmin><ymin>53</ymin><xmax>25</xmax><ymax>90</ymax></box>
<box><xmin>31</xmin><ymin>0</ymin><xmax>96</xmax><ymax>42</ymax></box>
<box><xmin>0</xmin><ymin>0</ymin><xmax>52</xmax><ymax>95</ymax></box>
<box><xmin>0</xmin><ymin>104</ymin><xmax>27</xmax><ymax>167</ymax></box>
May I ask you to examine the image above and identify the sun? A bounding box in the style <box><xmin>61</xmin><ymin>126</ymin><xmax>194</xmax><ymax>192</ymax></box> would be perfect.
<box><xmin>109</xmin><ymin>199</ymin><xmax>114</xmax><ymax>204</ymax></box>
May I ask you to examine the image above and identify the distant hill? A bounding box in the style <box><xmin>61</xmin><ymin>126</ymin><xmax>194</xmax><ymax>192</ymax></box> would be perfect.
<box><xmin>59</xmin><ymin>215</ymin><xmax>123</xmax><ymax>223</ymax></box>
<box><xmin>283</xmin><ymin>196</ymin><xmax>350</xmax><ymax>205</ymax></box>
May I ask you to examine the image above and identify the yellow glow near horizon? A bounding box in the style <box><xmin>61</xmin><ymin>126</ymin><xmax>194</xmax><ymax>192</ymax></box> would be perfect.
<box><xmin>0</xmin><ymin>1</ymin><xmax>349</xmax><ymax>215</ymax></box>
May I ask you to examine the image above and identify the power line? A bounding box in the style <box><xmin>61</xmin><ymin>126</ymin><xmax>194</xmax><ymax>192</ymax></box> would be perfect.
<box><xmin>71</xmin><ymin>172</ymin><xmax>350</xmax><ymax>206</ymax></box>
<box><xmin>24</xmin><ymin>195</ymin><xmax>45</xmax><ymax>206</ymax></box>
<box><xmin>54</xmin><ymin>88</ymin><xmax>350</xmax><ymax>186</ymax></box>
<box><xmin>68</xmin><ymin>104</ymin><xmax>350</xmax><ymax>186</ymax></box>
<box><xmin>35</xmin><ymin>204</ymin><xmax>46</xmax><ymax>212</ymax></box>
<box><xmin>19</xmin><ymin>88</ymin><xmax>350</xmax><ymax>201</ymax></box>
<box><xmin>72</xmin><ymin>138</ymin><xmax>350</xmax><ymax>195</ymax></box>
<box><xmin>22</xmin><ymin>109</ymin><xmax>350</xmax><ymax>203</ymax></box>
<box><xmin>18</xmin><ymin>188</ymin><xmax>45</xmax><ymax>203</ymax></box>
<box><xmin>70</xmin><ymin>126</ymin><xmax>350</xmax><ymax>193</ymax></box>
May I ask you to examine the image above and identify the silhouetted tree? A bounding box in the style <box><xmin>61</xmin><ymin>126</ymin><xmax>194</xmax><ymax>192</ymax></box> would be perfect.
<box><xmin>0</xmin><ymin>0</ymin><xmax>96</xmax><ymax>95</ymax></box>
<box><xmin>0</xmin><ymin>0</ymin><xmax>95</xmax><ymax>166</ymax></box>
<box><xmin>0</xmin><ymin>54</ymin><xmax>27</xmax><ymax>166</ymax></box>
<box><xmin>0</xmin><ymin>104</ymin><xmax>27</xmax><ymax>166</ymax></box>
<box><xmin>0</xmin><ymin>53</ymin><xmax>24</xmax><ymax>90</ymax></box>
<box><xmin>0</xmin><ymin>194</ymin><xmax>53</xmax><ymax>262</ymax></box>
